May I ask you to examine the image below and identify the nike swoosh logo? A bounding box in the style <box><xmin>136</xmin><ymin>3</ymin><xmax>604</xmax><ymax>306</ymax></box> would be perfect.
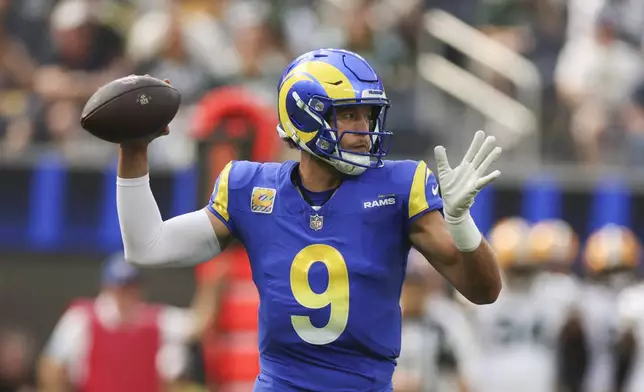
<box><xmin>432</xmin><ymin>185</ymin><xmax>439</xmax><ymax>196</ymax></box>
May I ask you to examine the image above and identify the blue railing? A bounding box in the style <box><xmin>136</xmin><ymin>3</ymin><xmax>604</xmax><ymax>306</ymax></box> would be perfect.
<box><xmin>0</xmin><ymin>157</ymin><xmax>198</xmax><ymax>253</ymax></box>
<box><xmin>0</xmin><ymin>159</ymin><xmax>638</xmax><ymax>253</ymax></box>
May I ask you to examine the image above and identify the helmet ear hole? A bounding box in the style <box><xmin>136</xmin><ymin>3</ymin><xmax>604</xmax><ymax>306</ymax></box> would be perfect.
<box><xmin>315</xmin><ymin>137</ymin><xmax>336</xmax><ymax>154</ymax></box>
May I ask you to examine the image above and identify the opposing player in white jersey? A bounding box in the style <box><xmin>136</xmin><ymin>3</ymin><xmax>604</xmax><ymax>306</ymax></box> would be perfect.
<box><xmin>528</xmin><ymin>219</ymin><xmax>586</xmax><ymax>392</ymax></box>
<box><xmin>529</xmin><ymin>219</ymin><xmax>582</xmax><ymax>309</ymax></box>
<box><xmin>470</xmin><ymin>218</ymin><xmax>555</xmax><ymax>392</ymax></box>
<box><xmin>578</xmin><ymin>224</ymin><xmax>640</xmax><ymax>392</ymax></box>
<box><xmin>593</xmin><ymin>226</ymin><xmax>642</xmax><ymax>392</ymax></box>
<box><xmin>396</xmin><ymin>250</ymin><xmax>476</xmax><ymax>392</ymax></box>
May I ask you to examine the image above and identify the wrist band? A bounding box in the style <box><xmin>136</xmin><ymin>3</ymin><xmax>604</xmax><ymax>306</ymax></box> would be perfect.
<box><xmin>445</xmin><ymin>213</ymin><xmax>483</xmax><ymax>252</ymax></box>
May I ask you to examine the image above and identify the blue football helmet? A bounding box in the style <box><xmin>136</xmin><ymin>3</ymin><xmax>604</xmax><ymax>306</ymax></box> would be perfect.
<box><xmin>276</xmin><ymin>48</ymin><xmax>392</xmax><ymax>175</ymax></box>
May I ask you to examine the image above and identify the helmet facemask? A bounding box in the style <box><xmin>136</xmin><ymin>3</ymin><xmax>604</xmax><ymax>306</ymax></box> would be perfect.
<box><xmin>284</xmin><ymin>91</ymin><xmax>393</xmax><ymax>175</ymax></box>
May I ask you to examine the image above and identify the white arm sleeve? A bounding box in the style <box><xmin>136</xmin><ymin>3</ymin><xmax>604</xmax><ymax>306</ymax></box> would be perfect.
<box><xmin>117</xmin><ymin>174</ymin><xmax>221</xmax><ymax>267</ymax></box>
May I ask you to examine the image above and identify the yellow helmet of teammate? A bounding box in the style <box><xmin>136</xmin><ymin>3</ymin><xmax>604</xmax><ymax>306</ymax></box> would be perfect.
<box><xmin>528</xmin><ymin>219</ymin><xmax>579</xmax><ymax>269</ymax></box>
<box><xmin>583</xmin><ymin>224</ymin><xmax>641</xmax><ymax>275</ymax></box>
<box><xmin>488</xmin><ymin>217</ymin><xmax>531</xmax><ymax>270</ymax></box>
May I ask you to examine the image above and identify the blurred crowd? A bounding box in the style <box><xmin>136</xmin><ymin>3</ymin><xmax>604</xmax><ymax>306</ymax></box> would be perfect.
<box><xmin>395</xmin><ymin>218</ymin><xmax>644</xmax><ymax>392</ymax></box>
<box><xmin>3</xmin><ymin>218</ymin><xmax>644</xmax><ymax>392</ymax></box>
<box><xmin>0</xmin><ymin>0</ymin><xmax>424</xmax><ymax>167</ymax></box>
<box><xmin>3</xmin><ymin>0</ymin><xmax>644</xmax><ymax>168</ymax></box>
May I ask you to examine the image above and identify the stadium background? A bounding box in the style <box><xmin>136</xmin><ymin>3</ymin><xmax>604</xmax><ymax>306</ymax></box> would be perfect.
<box><xmin>1</xmin><ymin>0</ymin><xmax>643</xmax><ymax>391</ymax></box>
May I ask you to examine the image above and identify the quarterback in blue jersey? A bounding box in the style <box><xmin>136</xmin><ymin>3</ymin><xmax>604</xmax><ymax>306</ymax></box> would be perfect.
<box><xmin>115</xmin><ymin>49</ymin><xmax>502</xmax><ymax>391</ymax></box>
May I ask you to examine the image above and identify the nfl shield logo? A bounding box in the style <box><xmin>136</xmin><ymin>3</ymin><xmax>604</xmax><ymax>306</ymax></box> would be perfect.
<box><xmin>310</xmin><ymin>214</ymin><xmax>323</xmax><ymax>231</ymax></box>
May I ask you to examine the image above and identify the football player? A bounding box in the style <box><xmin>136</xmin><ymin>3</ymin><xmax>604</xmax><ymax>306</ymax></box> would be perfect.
<box><xmin>115</xmin><ymin>49</ymin><xmax>502</xmax><ymax>391</ymax></box>
<box><xmin>470</xmin><ymin>217</ymin><xmax>556</xmax><ymax>392</ymax></box>
<box><xmin>614</xmin><ymin>233</ymin><xmax>643</xmax><ymax>392</ymax></box>
<box><xmin>527</xmin><ymin>219</ymin><xmax>586</xmax><ymax>392</ymax></box>
<box><xmin>395</xmin><ymin>249</ymin><xmax>475</xmax><ymax>392</ymax></box>
<box><xmin>579</xmin><ymin>224</ymin><xmax>640</xmax><ymax>392</ymax></box>
<box><xmin>527</xmin><ymin>219</ymin><xmax>582</xmax><ymax>340</ymax></box>
<box><xmin>529</xmin><ymin>219</ymin><xmax>580</xmax><ymax>281</ymax></box>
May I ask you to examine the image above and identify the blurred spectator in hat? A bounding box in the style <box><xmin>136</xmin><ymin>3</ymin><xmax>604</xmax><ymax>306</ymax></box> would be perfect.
<box><xmin>33</xmin><ymin>0</ymin><xmax>128</xmax><ymax>102</ymax></box>
<box><xmin>28</xmin><ymin>0</ymin><xmax>132</xmax><ymax>162</ymax></box>
<box><xmin>37</xmin><ymin>252</ymin><xmax>225</xmax><ymax>392</ymax></box>
<box><xmin>393</xmin><ymin>249</ymin><xmax>474</xmax><ymax>392</ymax></box>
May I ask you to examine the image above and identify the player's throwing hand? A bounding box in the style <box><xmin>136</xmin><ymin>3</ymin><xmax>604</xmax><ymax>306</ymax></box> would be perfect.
<box><xmin>434</xmin><ymin>130</ymin><xmax>502</xmax><ymax>222</ymax></box>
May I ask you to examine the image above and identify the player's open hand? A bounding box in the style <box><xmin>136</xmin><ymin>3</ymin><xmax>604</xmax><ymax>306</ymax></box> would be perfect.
<box><xmin>434</xmin><ymin>130</ymin><xmax>501</xmax><ymax>222</ymax></box>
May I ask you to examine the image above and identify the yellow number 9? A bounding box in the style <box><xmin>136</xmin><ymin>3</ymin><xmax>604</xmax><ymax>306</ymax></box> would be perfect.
<box><xmin>290</xmin><ymin>244</ymin><xmax>350</xmax><ymax>345</ymax></box>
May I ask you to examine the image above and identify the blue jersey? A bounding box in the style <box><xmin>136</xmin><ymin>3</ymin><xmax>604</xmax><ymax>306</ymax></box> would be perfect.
<box><xmin>207</xmin><ymin>160</ymin><xmax>443</xmax><ymax>392</ymax></box>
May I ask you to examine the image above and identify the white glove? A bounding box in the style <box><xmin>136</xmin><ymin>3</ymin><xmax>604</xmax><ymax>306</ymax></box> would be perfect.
<box><xmin>434</xmin><ymin>130</ymin><xmax>502</xmax><ymax>223</ymax></box>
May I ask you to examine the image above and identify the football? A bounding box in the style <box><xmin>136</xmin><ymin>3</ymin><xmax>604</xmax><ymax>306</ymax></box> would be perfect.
<box><xmin>80</xmin><ymin>75</ymin><xmax>181</xmax><ymax>143</ymax></box>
